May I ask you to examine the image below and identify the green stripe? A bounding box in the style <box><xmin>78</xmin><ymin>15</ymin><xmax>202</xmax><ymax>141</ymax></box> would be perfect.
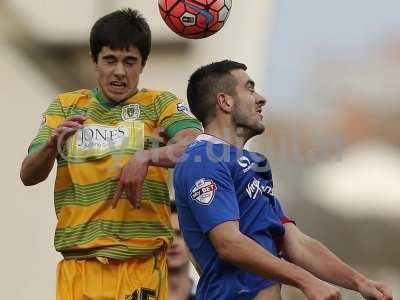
<box><xmin>61</xmin><ymin>245</ymin><xmax>164</xmax><ymax>260</ymax></box>
<box><xmin>55</xmin><ymin>136</ymin><xmax>166</xmax><ymax>165</ymax></box>
<box><xmin>57</xmin><ymin>156</ymin><xmax>68</xmax><ymax>167</ymax></box>
<box><xmin>29</xmin><ymin>127</ymin><xmax>52</xmax><ymax>153</ymax></box>
<box><xmin>28</xmin><ymin>142</ymin><xmax>43</xmax><ymax>154</ymax></box>
<box><xmin>85</xmin><ymin>103</ymin><xmax>158</xmax><ymax>124</ymax></box>
<box><xmin>60</xmin><ymin>149</ymin><xmax>141</xmax><ymax>164</ymax></box>
<box><xmin>55</xmin><ymin>178</ymin><xmax>169</xmax><ymax>213</ymax></box>
<box><xmin>165</xmin><ymin>119</ymin><xmax>202</xmax><ymax>138</ymax></box>
<box><xmin>64</xmin><ymin>107</ymin><xmax>87</xmax><ymax>116</ymax></box>
<box><xmin>46</xmin><ymin>99</ymin><xmax>64</xmax><ymax>116</ymax></box>
<box><xmin>55</xmin><ymin>219</ymin><xmax>173</xmax><ymax>250</ymax></box>
<box><xmin>155</xmin><ymin>92</ymin><xmax>177</xmax><ymax>113</ymax></box>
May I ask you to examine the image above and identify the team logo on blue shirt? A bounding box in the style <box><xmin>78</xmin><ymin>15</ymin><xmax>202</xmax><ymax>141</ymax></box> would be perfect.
<box><xmin>190</xmin><ymin>178</ymin><xmax>217</xmax><ymax>205</ymax></box>
<box><xmin>237</xmin><ymin>156</ymin><xmax>256</xmax><ymax>173</ymax></box>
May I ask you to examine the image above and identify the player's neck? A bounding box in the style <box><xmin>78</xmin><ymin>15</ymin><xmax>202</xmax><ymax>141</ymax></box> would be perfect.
<box><xmin>205</xmin><ymin>123</ymin><xmax>247</xmax><ymax>149</ymax></box>
<box><xmin>168</xmin><ymin>270</ymin><xmax>193</xmax><ymax>300</ymax></box>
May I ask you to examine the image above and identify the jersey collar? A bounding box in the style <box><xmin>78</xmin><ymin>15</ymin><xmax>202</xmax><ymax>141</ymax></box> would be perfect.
<box><xmin>196</xmin><ymin>134</ymin><xmax>229</xmax><ymax>145</ymax></box>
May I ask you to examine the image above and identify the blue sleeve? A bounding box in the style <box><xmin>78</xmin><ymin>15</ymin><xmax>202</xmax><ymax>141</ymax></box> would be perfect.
<box><xmin>273</xmin><ymin>197</ymin><xmax>295</xmax><ymax>224</ymax></box>
<box><xmin>179</xmin><ymin>159</ymin><xmax>239</xmax><ymax>234</ymax></box>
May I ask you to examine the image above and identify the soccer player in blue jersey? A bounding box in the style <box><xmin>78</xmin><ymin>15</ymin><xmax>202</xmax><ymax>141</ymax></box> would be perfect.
<box><xmin>173</xmin><ymin>60</ymin><xmax>392</xmax><ymax>300</ymax></box>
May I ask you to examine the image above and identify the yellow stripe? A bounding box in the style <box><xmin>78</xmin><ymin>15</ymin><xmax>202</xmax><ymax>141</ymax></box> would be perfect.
<box><xmin>58</xmin><ymin>89</ymin><xmax>92</xmax><ymax>108</ymax></box>
<box><xmin>124</xmin><ymin>89</ymin><xmax>164</xmax><ymax>106</ymax></box>
<box><xmin>56</xmin><ymin>200</ymin><xmax>171</xmax><ymax>229</ymax></box>
<box><xmin>55</xmin><ymin>156</ymin><xmax>167</xmax><ymax>191</ymax></box>
<box><xmin>46</xmin><ymin>115</ymin><xmax>64</xmax><ymax>129</ymax></box>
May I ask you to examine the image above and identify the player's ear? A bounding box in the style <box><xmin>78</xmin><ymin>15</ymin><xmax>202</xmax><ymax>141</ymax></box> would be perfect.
<box><xmin>216</xmin><ymin>93</ymin><xmax>234</xmax><ymax>113</ymax></box>
<box><xmin>140</xmin><ymin>59</ymin><xmax>146</xmax><ymax>73</ymax></box>
<box><xmin>90</xmin><ymin>52</ymin><xmax>99</xmax><ymax>68</ymax></box>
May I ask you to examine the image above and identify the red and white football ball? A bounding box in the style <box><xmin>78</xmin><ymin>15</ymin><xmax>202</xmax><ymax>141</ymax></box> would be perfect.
<box><xmin>158</xmin><ymin>0</ymin><xmax>232</xmax><ymax>39</ymax></box>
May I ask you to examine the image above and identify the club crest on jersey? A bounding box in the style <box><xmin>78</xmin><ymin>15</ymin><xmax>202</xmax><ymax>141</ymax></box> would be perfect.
<box><xmin>237</xmin><ymin>156</ymin><xmax>256</xmax><ymax>173</ymax></box>
<box><xmin>122</xmin><ymin>104</ymin><xmax>140</xmax><ymax>121</ymax></box>
<box><xmin>190</xmin><ymin>178</ymin><xmax>217</xmax><ymax>205</ymax></box>
<box><xmin>177</xmin><ymin>102</ymin><xmax>195</xmax><ymax>118</ymax></box>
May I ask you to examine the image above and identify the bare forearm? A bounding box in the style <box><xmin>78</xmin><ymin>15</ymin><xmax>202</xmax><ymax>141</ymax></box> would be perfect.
<box><xmin>143</xmin><ymin>141</ymin><xmax>188</xmax><ymax>168</ymax></box>
<box><xmin>219</xmin><ymin>233</ymin><xmax>314</xmax><ymax>289</ymax></box>
<box><xmin>286</xmin><ymin>235</ymin><xmax>365</xmax><ymax>291</ymax></box>
<box><xmin>144</xmin><ymin>129</ymin><xmax>201</xmax><ymax>168</ymax></box>
<box><xmin>20</xmin><ymin>141</ymin><xmax>57</xmax><ymax>186</ymax></box>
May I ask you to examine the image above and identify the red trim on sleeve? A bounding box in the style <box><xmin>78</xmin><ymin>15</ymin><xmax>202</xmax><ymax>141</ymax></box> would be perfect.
<box><xmin>280</xmin><ymin>216</ymin><xmax>291</xmax><ymax>224</ymax></box>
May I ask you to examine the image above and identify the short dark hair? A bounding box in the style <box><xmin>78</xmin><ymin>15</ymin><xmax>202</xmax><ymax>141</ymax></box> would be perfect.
<box><xmin>187</xmin><ymin>60</ymin><xmax>247</xmax><ymax>127</ymax></box>
<box><xmin>170</xmin><ymin>201</ymin><xmax>177</xmax><ymax>214</ymax></box>
<box><xmin>90</xmin><ymin>8</ymin><xmax>151</xmax><ymax>63</ymax></box>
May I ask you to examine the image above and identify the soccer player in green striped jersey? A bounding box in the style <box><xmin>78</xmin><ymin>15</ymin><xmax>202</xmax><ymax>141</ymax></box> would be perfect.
<box><xmin>20</xmin><ymin>9</ymin><xmax>201</xmax><ymax>300</ymax></box>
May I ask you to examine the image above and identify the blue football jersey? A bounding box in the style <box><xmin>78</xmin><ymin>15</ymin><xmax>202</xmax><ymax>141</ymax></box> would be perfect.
<box><xmin>173</xmin><ymin>134</ymin><xmax>292</xmax><ymax>300</ymax></box>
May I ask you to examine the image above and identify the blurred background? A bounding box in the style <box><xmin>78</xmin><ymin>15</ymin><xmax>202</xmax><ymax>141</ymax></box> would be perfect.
<box><xmin>0</xmin><ymin>0</ymin><xmax>399</xmax><ymax>299</ymax></box>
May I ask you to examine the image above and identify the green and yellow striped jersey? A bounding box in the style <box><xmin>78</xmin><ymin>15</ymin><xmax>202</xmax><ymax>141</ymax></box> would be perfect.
<box><xmin>28</xmin><ymin>88</ymin><xmax>202</xmax><ymax>260</ymax></box>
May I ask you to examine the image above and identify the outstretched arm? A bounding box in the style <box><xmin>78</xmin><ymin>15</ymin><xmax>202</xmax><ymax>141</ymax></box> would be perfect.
<box><xmin>209</xmin><ymin>221</ymin><xmax>342</xmax><ymax>300</ymax></box>
<box><xmin>111</xmin><ymin>128</ymin><xmax>201</xmax><ymax>208</ymax></box>
<box><xmin>20</xmin><ymin>115</ymin><xmax>86</xmax><ymax>186</ymax></box>
<box><xmin>282</xmin><ymin>223</ymin><xmax>392</xmax><ymax>300</ymax></box>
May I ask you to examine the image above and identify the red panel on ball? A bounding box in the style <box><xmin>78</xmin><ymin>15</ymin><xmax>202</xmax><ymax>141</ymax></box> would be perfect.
<box><xmin>159</xmin><ymin>0</ymin><xmax>167</xmax><ymax>11</ymax></box>
<box><xmin>209</xmin><ymin>22</ymin><xmax>223</xmax><ymax>31</ymax></box>
<box><xmin>170</xmin><ymin>2</ymin><xmax>186</xmax><ymax>17</ymax></box>
<box><xmin>169</xmin><ymin>15</ymin><xmax>185</xmax><ymax>32</ymax></box>
<box><xmin>196</xmin><ymin>14</ymin><xmax>208</xmax><ymax>29</ymax></box>
<box><xmin>158</xmin><ymin>0</ymin><xmax>231</xmax><ymax>39</ymax></box>
<box><xmin>165</xmin><ymin>0</ymin><xmax>180</xmax><ymax>11</ymax></box>
<box><xmin>210</xmin><ymin>0</ymin><xmax>225</xmax><ymax>11</ymax></box>
<box><xmin>184</xmin><ymin>25</ymin><xmax>205</xmax><ymax>35</ymax></box>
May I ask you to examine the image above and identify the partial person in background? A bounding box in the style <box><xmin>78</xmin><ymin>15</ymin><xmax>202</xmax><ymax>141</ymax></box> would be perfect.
<box><xmin>20</xmin><ymin>8</ymin><xmax>201</xmax><ymax>300</ymax></box>
<box><xmin>173</xmin><ymin>60</ymin><xmax>393</xmax><ymax>300</ymax></box>
<box><xmin>167</xmin><ymin>201</ymin><xmax>196</xmax><ymax>300</ymax></box>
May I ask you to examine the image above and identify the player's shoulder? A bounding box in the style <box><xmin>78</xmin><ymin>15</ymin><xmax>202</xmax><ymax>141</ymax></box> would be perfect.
<box><xmin>138</xmin><ymin>88</ymin><xmax>179</xmax><ymax>105</ymax></box>
<box><xmin>57</xmin><ymin>89</ymin><xmax>92</xmax><ymax>108</ymax></box>
<box><xmin>179</xmin><ymin>137</ymin><xmax>237</xmax><ymax>168</ymax></box>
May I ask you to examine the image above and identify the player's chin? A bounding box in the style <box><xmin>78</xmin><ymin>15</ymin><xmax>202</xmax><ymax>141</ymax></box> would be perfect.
<box><xmin>252</xmin><ymin>123</ymin><xmax>265</xmax><ymax>135</ymax></box>
<box><xmin>107</xmin><ymin>90</ymin><xmax>129</xmax><ymax>103</ymax></box>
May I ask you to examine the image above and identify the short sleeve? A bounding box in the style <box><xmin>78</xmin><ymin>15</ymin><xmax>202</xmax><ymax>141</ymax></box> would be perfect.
<box><xmin>28</xmin><ymin>99</ymin><xmax>65</xmax><ymax>154</ymax></box>
<box><xmin>154</xmin><ymin>92</ymin><xmax>202</xmax><ymax>138</ymax></box>
<box><xmin>178</xmin><ymin>159</ymin><xmax>239</xmax><ymax>234</ymax></box>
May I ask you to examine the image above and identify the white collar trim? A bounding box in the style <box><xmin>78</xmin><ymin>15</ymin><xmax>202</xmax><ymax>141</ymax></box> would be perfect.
<box><xmin>196</xmin><ymin>134</ymin><xmax>229</xmax><ymax>145</ymax></box>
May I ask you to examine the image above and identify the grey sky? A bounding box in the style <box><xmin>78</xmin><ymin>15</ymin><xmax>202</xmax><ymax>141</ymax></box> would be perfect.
<box><xmin>267</xmin><ymin>0</ymin><xmax>400</xmax><ymax>111</ymax></box>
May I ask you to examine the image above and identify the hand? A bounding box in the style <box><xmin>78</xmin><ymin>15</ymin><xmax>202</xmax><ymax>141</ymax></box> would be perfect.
<box><xmin>301</xmin><ymin>276</ymin><xmax>342</xmax><ymax>300</ymax></box>
<box><xmin>111</xmin><ymin>151</ymin><xmax>150</xmax><ymax>209</ymax></box>
<box><xmin>358</xmin><ymin>279</ymin><xmax>393</xmax><ymax>300</ymax></box>
<box><xmin>48</xmin><ymin>115</ymin><xmax>87</xmax><ymax>151</ymax></box>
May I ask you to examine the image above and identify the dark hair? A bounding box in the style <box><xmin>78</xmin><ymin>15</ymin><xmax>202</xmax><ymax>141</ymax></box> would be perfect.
<box><xmin>90</xmin><ymin>8</ymin><xmax>151</xmax><ymax>63</ymax></box>
<box><xmin>170</xmin><ymin>201</ymin><xmax>177</xmax><ymax>214</ymax></box>
<box><xmin>187</xmin><ymin>60</ymin><xmax>247</xmax><ymax>127</ymax></box>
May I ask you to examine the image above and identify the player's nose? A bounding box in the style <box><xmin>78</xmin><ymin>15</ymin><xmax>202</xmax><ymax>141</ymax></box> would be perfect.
<box><xmin>113</xmin><ymin>62</ymin><xmax>126</xmax><ymax>77</ymax></box>
<box><xmin>256</xmin><ymin>92</ymin><xmax>267</xmax><ymax>106</ymax></box>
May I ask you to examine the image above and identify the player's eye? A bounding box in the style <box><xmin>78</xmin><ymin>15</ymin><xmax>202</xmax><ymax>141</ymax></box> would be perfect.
<box><xmin>125</xmin><ymin>58</ymin><xmax>137</xmax><ymax>66</ymax></box>
<box><xmin>104</xmin><ymin>58</ymin><xmax>116</xmax><ymax>64</ymax></box>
